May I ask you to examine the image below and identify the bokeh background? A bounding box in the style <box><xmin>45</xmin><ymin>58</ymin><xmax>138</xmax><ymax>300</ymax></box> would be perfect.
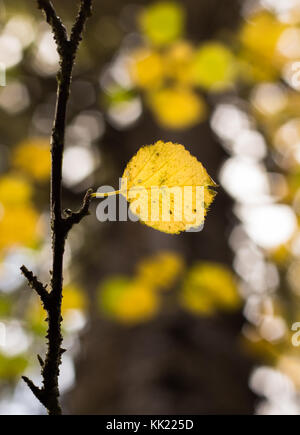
<box><xmin>1</xmin><ymin>0</ymin><xmax>300</xmax><ymax>415</ymax></box>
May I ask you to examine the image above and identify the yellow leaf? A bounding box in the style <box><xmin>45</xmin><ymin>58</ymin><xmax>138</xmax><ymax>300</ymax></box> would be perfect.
<box><xmin>180</xmin><ymin>262</ymin><xmax>240</xmax><ymax>315</ymax></box>
<box><xmin>120</xmin><ymin>141</ymin><xmax>217</xmax><ymax>234</ymax></box>
<box><xmin>139</xmin><ymin>1</ymin><xmax>185</xmax><ymax>46</ymax></box>
<box><xmin>180</xmin><ymin>289</ymin><xmax>215</xmax><ymax>315</ymax></box>
<box><xmin>0</xmin><ymin>205</ymin><xmax>39</xmax><ymax>251</ymax></box>
<box><xmin>98</xmin><ymin>276</ymin><xmax>159</xmax><ymax>324</ymax></box>
<box><xmin>192</xmin><ymin>42</ymin><xmax>236</xmax><ymax>91</ymax></box>
<box><xmin>136</xmin><ymin>251</ymin><xmax>184</xmax><ymax>290</ymax></box>
<box><xmin>129</xmin><ymin>48</ymin><xmax>164</xmax><ymax>89</ymax></box>
<box><xmin>237</xmin><ymin>49</ymin><xmax>280</xmax><ymax>83</ymax></box>
<box><xmin>148</xmin><ymin>86</ymin><xmax>206</xmax><ymax>129</ymax></box>
<box><xmin>0</xmin><ymin>175</ymin><xmax>32</xmax><ymax>206</ymax></box>
<box><xmin>164</xmin><ymin>40</ymin><xmax>195</xmax><ymax>84</ymax></box>
<box><xmin>13</xmin><ymin>137</ymin><xmax>50</xmax><ymax>181</ymax></box>
<box><xmin>116</xmin><ymin>281</ymin><xmax>159</xmax><ymax>323</ymax></box>
<box><xmin>239</xmin><ymin>12</ymin><xmax>286</xmax><ymax>70</ymax></box>
<box><xmin>62</xmin><ymin>284</ymin><xmax>87</xmax><ymax>313</ymax></box>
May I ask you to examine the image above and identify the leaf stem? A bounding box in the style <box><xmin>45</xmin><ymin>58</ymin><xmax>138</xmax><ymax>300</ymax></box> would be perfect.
<box><xmin>91</xmin><ymin>190</ymin><xmax>121</xmax><ymax>198</ymax></box>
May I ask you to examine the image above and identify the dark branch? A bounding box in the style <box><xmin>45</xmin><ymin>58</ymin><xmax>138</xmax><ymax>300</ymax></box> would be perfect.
<box><xmin>37</xmin><ymin>355</ymin><xmax>44</xmax><ymax>368</ymax></box>
<box><xmin>70</xmin><ymin>0</ymin><xmax>93</xmax><ymax>50</ymax></box>
<box><xmin>20</xmin><ymin>0</ymin><xmax>94</xmax><ymax>415</ymax></box>
<box><xmin>63</xmin><ymin>188</ymin><xmax>93</xmax><ymax>235</ymax></box>
<box><xmin>22</xmin><ymin>377</ymin><xmax>45</xmax><ymax>404</ymax></box>
<box><xmin>20</xmin><ymin>266</ymin><xmax>50</xmax><ymax>309</ymax></box>
<box><xmin>37</xmin><ymin>0</ymin><xmax>68</xmax><ymax>55</ymax></box>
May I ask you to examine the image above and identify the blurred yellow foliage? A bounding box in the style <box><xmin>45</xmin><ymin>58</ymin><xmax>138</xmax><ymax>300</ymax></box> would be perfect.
<box><xmin>192</xmin><ymin>42</ymin><xmax>236</xmax><ymax>91</ymax></box>
<box><xmin>0</xmin><ymin>173</ymin><xmax>40</xmax><ymax>253</ymax></box>
<box><xmin>27</xmin><ymin>283</ymin><xmax>87</xmax><ymax>335</ymax></box>
<box><xmin>98</xmin><ymin>276</ymin><xmax>159</xmax><ymax>324</ymax></box>
<box><xmin>97</xmin><ymin>256</ymin><xmax>241</xmax><ymax>324</ymax></box>
<box><xmin>62</xmin><ymin>284</ymin><xmax>87</xmax><ymax>312</ymax></box>
<box><xmin>0</xmin><ymin>295</ymin><xmax>13</xmax><ymax>317</ymax></box>
<box><xmin>27</xmin><ymin>298</ymin><xmax>49</xmax><ymax>336</ymax></box>
<box><xmin>0</xmin><ymin>205</ymin><xmax>39</xmax><ymax>251</ymax></box>
<box><xmin>180</xmin><ymin>262</ymin><xmax>240</xmax><ymax>315</ymax></box>
<box><xmin>164</xmin><ymin>41</ymin><xmax>194</xmax><ymax>84</ymax></box>
<box><xmin>116</xmin><ymin>281</ymin><xmax>159</xmax><ymax>323</ymax></box>
<box><xmin>269</xmin><ymin>244</ymin><xmax>291</xmax><ymax>266</ymax></box>
<box><xmin>13</xmin><ymin>138</ymin><xmax>50</xmax><ymax>181</ymax></box>
<box><xmin>129</xmin><ymin>48</ymin><xmax>164</xmax><ymax>89</ymax></box>
<box><xmin>136</xmin><ymin>251</ymin><xmax>184</xmax><ymax>290</ymax></box>
<box><xmin>139</xmin><ymin>1</ymin><xmax>185</xmax><ymax>46</ymax></box>
<box><xmin>0</xmin><ymin>174</ymin><xmax>39</xmax><ymax>250</ymax></box>
<box><xmin>278</xmin><ymin>355</ymin><xmax>300</xmax><ymax>389</ymax></box>
<box><xmin>0</xmin><ymin>353</ymin><xmax>28</xmax><ymax>380</ymax></box>
<box><xmin>0</xmin><ymin>175</ymin><xmax>32</xmax><ymax>206</ymax></box>
<box><xmin>125</xmin><ymin>7</ymin><xmax>240</xmax><ymax>128</ymax></box>
<box><xmin>238</xmin><ymin>49</ymin><xmax>280</xmax><ymax>82</ymax></box>
<box><xmin>239</xmin><ymin>12</ymin><xmax>287</xmax><ymax>71</ymax></box>
<box><xmin>242</xmin><ymin>335</ymin><xmax>279</xmax><ymax>365</ymax></box>
<box><xmin>148</xmin><ymin>87</ymin><xmax>206</xmax><ymax>129</ymax></box>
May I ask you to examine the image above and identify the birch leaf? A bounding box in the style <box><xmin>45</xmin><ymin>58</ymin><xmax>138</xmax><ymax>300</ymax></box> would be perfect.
<box><xmin>180</xmin><ymin>262</ymin><xmax>240</xmax><ymax>315</ymax></box>
<box><xmin>139</xmin><ymin>2</ymin><xmax>185</xmax><ymax>47</ymax></box>
<box><xmin>120</xmin><ymin>141</ymin><xmax>217</xmax><ymax>234</ymax></box>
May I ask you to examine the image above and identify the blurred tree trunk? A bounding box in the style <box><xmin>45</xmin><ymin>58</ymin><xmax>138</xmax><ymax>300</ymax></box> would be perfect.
<box><xmin>66</xmin><ymin>0</ymin><xmax>257</xmax><ymax>414</ymax></box>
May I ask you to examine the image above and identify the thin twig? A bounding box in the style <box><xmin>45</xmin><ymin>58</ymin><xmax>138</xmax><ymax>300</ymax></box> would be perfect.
<box><xmin>37</xmin><ymin>0</ymin><xmax>68</xmax><ymax>55</ymax></box>
<box><xmin>21</xmin><ymin>0</ymin><xmax>93</xmax><ymax>415</ymax></box>
<box><xmin>22</xmin><ymin>376</ymin><xmax>47</xmax><ymax>407</ymax></box>
<box><xmin>20</xmin><ymin>266</ymin><xmax>49</xmax><ymax>309</ymax></box>
<box><xmin>64</xmin><ymin>188</ymin><xmax>93</xmax><ymax>235</ymax></box>
<box><xmin>70</xmin><ymin>0</ymin><xmax>92</xmax><ymax>50</ymax></box>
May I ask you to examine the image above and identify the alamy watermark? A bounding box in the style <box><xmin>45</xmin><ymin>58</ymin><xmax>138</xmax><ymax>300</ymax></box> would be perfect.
<box><xmin>95</xmin><ymin>178</ymin><xmax>205</xmax><ymax>232</ymax></box>
<box><xmin>291</xmin><ymin>322</ymin><xmax>300</xmax><ymax>347</ymax></box>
